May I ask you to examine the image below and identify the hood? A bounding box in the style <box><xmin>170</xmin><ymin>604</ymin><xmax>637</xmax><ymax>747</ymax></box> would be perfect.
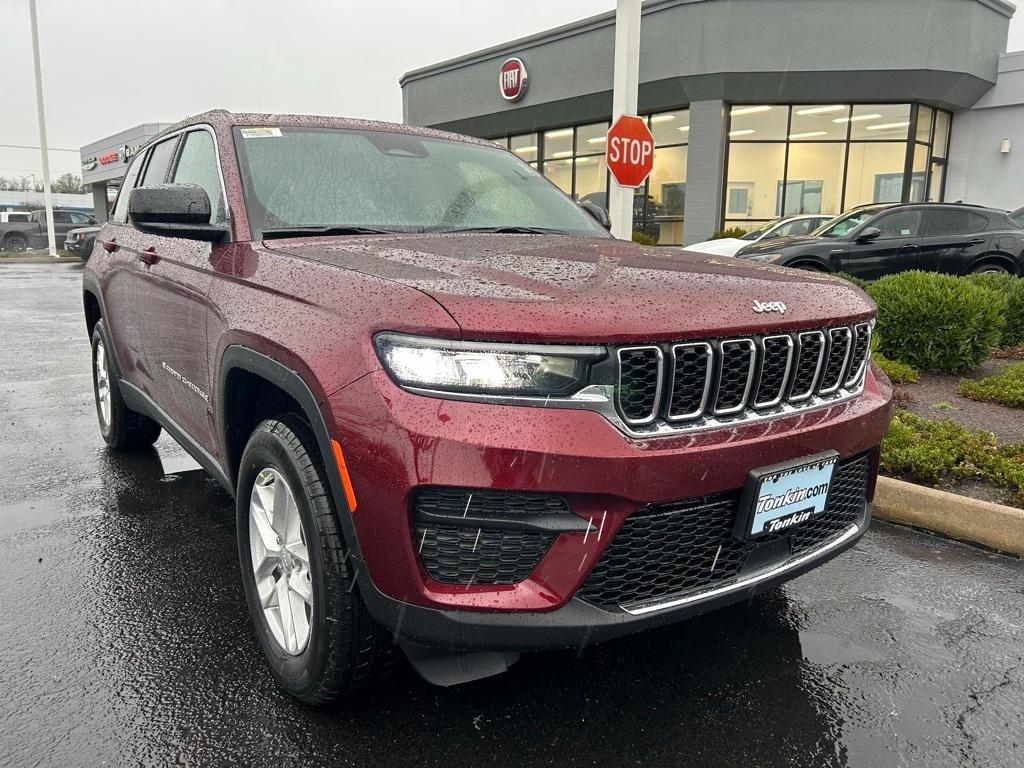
<box><xmin>69</xmin><ymin>226</ymin><xmax>101</xmax><ymax>236</ymax></box>
<box><xmin>682</xmin><ymin>238</ymin><xmax>745</xmax><ymax>256</ymax></box>
<box><xmin>266</xmin><ymin>234</ymin><xmax>873</xmax><ymax>343</ymax></box>
<box><xmin>737</xmin><ymin>235</ymin><xmax>829</xmax><ymax>256</ymax></box>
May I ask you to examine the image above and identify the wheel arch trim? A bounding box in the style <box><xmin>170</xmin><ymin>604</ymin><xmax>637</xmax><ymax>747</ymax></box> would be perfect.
<box><xmin>218</xmin><ymin>345</ymin><xmax>367</xmax><ymax>566</ymax></box>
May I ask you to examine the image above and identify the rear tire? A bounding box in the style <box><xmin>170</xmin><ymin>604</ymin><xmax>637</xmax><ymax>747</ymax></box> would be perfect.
<box><xmin>91</xmin><ymin>320</ymin><xmax>162</xmax><ymax>450</ymax></box>
<box><xmin>237</xmin><ymin>415</ymin><xmax>396</xmax><ymax>703</ymax></box>
<box><xmin>4</xmin><ymin>234</ymin><xmax>27</xmax><ymax>253</ymax></box>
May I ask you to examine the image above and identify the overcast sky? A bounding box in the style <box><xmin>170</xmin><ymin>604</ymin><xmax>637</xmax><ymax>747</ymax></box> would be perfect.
<box><xmin>0</xmin><ymin>0</ymin><xmax>1021</xmax><ymax>182</ymax></box>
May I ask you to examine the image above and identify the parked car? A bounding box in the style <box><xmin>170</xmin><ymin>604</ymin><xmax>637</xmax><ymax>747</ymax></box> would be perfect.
<box><xmin>1010</xmin><ymin>206</ymin><xmax>1023</xmax><ymax>228</ymax></box>
<box><xmin>0</xmin><ymin>209</ymin><xmax>97</xmax><ymax>252</ymax></box>
<box><xmin>736</xmin><ymin>203</ymin><xmax>1024</xmax><ymax>278</ymax></box>
<box><xmin>0</xmin><ymin>211</ymin><xmax>32</xmax><ymax>224</ymax></box>
<box><xmin>64</xmin><ymin>225</ymin><xmax>101</xmax><ymax>258</ymax></box>
<box><xmin>686</xmin><ymin>214</ymin><xmax>833</xmax><ymax>256</ymax></box>
<box><xmin>83</xmin><ymin>110</ymin><xmax>891</xmax><ymax>702</ymax></box>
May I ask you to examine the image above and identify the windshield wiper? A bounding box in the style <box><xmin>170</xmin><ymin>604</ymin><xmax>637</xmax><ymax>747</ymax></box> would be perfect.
<box><xmin>261</xmin><ymin>225</ymin><xmax>396</xmax><ymax>240</ymax></box>
<box><xmin>430</xmin><ymin>225</ymin><xmax>569</xmax><ymax>235</ymax></box>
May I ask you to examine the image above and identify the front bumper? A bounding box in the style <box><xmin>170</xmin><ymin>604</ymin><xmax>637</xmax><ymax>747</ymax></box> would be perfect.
<box><xmin>324</xmin><ymin>365</ymin><xmax>891</xmax><ymax>644</ymax></box>
<box><xmin>357</xmin><ymin>509</ymin><xmax>869</xmax><ymax>651</ymax></box>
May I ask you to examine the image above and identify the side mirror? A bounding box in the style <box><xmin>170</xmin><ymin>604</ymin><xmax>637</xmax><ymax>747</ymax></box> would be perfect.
<box><xmin>128</xmin><ymin>184</ymin><xmax>227</xmax><ymax>242</ymax></box>
<box><xmin>579</xmin><ymin>201</ymin><xmax>612</xmax><ymax>231</ymax></box>
<box><xmin>855</xmin><ymin>226</ymin><xmax>882</xmax><ymax>243</ymax></box>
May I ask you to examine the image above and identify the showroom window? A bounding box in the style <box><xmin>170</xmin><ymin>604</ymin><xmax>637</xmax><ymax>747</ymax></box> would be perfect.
<box><xmin>489</xmin><ymin>109</ymin><xmax>689</xmax><ymax>245</ymax></box>
<box><xmin>723</xmin><ymin>104</ymin><xmax>951</xmax><ymax>233</ymax></box>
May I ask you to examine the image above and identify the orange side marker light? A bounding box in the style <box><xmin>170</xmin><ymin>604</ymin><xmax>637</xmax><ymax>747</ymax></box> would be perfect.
<box><xmin>331</xmin><ymin>439</ymin><xmax>358</xmax><ymax>512</ymax></box>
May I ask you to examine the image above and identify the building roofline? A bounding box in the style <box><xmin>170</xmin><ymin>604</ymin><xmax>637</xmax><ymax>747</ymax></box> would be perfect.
<box><xmin>399</xmin><ymin>0</ymin><xmax>1017</xmax><ymax>86</ymax></box>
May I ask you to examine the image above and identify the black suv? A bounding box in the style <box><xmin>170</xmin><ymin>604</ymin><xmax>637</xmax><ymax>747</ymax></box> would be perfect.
<box><xmin>736</xmin><ymin>203</ymin><xmax>1024</xmax><ymax>279</ymax></box>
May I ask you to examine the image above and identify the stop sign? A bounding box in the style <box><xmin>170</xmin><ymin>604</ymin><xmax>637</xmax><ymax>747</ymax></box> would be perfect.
<box><xmin>606</xmin><ymin>115</ymin><xmax>655</xmax><ymax>188</ymax></box>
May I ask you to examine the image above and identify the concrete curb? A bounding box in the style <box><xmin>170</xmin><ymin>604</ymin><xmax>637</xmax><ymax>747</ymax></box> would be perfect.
<box><xmin>874</xmin><ymin>476</ymin><xmax>1024</xmax><ymax>556</ymax></box>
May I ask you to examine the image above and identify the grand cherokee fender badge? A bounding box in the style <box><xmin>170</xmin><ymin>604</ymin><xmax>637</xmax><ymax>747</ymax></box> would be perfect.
<box><xmin>753</xmin><ymin>300</ymin><xmax>787</xmax><ymax>314</ymax></box>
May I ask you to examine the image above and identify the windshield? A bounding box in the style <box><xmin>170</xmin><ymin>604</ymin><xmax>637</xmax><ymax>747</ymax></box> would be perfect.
<box><xmin>233</xmin><ymin>126</ymin><xmax>609</xmax><ymax>240</ymax></box>
<box><xmin>813</xmin><ymin>206</ymin><xmax>890</xmax><ymax>238</ymax></box>
<box><xmin>739</xmin><ymin>220</ymin><xmax>780</xmax><ymax>241</ymax></box>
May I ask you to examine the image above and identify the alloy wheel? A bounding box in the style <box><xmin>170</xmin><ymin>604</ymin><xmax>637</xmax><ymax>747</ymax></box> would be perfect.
<box><xmin>94</xmin><ymin>338</ymin><xmax>111</xmax><ymax>430</ymax></box>
<box><xmin>249</xmin><ymin>467</ymin><xmax>314</xmax><ymax>655</ymax></box>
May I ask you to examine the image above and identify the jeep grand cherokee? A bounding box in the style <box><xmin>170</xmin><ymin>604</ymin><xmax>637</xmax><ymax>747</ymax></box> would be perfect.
<box><xmin>82</xmin><ymin>110</ymin><xmax>892</xmax><ymax>702</ymax></box>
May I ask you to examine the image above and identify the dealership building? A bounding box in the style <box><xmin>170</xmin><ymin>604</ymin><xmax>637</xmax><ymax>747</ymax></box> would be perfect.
<box><xmin>80</xmin><ymin>122</ymin><xmax>174</xmax><ymax>219</ymax></box>
<box><xmin>401</xmin><ymin>0</ymin><xmax>1023</xmax><ymax>246</ymax></box>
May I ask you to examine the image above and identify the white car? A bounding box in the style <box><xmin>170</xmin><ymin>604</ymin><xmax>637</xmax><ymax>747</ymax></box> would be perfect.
<box><xmin>686</xmin><ymin>214</ymin><xmax>833</xmax><ymax>256</ymax></box>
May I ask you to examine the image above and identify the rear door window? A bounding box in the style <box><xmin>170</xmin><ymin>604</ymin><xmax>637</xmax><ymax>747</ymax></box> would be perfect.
<box><xmin>171</xmin><ymin>130</ymin><xmax>226</xmax><ymax>223</ymax></box>
<box><xmin>777</xmin><ymin>219</ymin><xmax>814</xmax><ymax>237</ymax></box>
<box><xmin>924</xmin><ymin>209</ymin><xmax>987</xmax><ymax>236</ymax></box>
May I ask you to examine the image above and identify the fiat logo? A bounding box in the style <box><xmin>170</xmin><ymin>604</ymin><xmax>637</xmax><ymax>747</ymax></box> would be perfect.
<box><xmin>499</xmin><ymin>57</ymin><xmax>529</xmax><ymax>102</ymax></box>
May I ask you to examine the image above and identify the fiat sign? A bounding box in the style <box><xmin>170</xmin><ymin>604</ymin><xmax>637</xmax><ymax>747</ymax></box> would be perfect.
<box><xmin>606</xmin><ymin>115</ymin><xmax>655</xmax><ymax>188</ymax></box>
<box><xmin>499</xmin><ymin>58</ymin><xmax>528</xmax><ymax>102</ymax></box>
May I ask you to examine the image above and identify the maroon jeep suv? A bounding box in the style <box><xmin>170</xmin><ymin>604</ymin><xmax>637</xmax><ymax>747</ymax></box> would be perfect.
<box><xmin>83</xmin><ymin>110</ymin><xmax>892</xmax><ymax>701</ymax></box>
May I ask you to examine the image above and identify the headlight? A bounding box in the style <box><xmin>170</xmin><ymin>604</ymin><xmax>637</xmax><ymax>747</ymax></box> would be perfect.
<box><xmin>374</xmin><ymin>333</ymin><xmax>605</xmax><ymax>397</ymax></box>
<box><xmin>745</xmin><ymin>253</ymin><xmax>782</xmax><ymax>262</ymax></box>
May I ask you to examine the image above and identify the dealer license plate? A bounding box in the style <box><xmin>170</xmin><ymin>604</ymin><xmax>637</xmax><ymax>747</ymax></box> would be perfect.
<box><xmin>734</xmin><ymin>451</ymin><xmax>838</xmax><ymax>540</ymax></box>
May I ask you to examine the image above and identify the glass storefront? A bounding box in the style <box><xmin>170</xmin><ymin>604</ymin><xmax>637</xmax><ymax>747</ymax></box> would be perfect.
<box><xmin>492</xmin><ymin>109</ymin><xmax>689</xmax><ymax>245</ymax></box>
<box><xmin>724</xmin><ymin>103</ymin><xmax>951</xmax><ymax>233</ymax></box>
<box><xmin>492</xmin><ymin>102</ymin><xmax>950</xmax><ymax>243</ymax></box>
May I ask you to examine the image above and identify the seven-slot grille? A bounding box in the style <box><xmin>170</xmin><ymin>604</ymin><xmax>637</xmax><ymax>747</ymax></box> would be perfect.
<box><xmin>615</xmin><ymin>322</ymin><xmax>871</xmax><ymax>429</ymax></box>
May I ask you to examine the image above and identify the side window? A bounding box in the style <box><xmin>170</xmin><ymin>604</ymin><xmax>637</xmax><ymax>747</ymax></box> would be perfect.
<box><xmin>172</xmin><ymin>130</ymin><xmax>227</xmax><ymax>223</ymax></box>
<box><xmin>925</xmin><ymin>210</ymin><xmax>988</xmax><ymax>237</ymax></box>
<box><xmin>140</xmin><ymin>137</ymin><xmax>178</xmax><ymax>187</ymax></box>
<box><xmin>111</xmin><ymin>152</ymin><xmax>145</xmax><ymax>223</ymax></box>
<box><xmin>873</xmin><ymin>210</ymin><xmax>922</xmax><ymax>239</ymax></box>
<box><xmin>779</xmin><ymin>219</ymin><xmax>813</xmax><ymax>237</ymax></box>
<box><xmin>53</xmin><ymin>211</ymin><xmax>71</xmax><ymax>224</ymax></box>
<box><xmin>70</xmin><ymin>212</ymin><xmax>91</xmax><ymax>224</ymax></box>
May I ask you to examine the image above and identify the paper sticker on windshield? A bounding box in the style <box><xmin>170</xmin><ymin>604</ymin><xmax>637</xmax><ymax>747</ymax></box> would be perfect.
<box><xmin>240</xmin><ymin>127</ymin><xmax>282</xmax><ymax>139</ymax></box>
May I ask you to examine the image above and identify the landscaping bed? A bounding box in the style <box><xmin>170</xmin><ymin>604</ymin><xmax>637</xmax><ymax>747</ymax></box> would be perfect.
<box><xmin>845</xmin><ymin>269</ymin><xmax>1024</xmax><ymax>513</ymax></box>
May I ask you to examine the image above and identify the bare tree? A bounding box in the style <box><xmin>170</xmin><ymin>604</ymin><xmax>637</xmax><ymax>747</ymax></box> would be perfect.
<box><xmin>50</xmin><ymin>173</ymin><xmax>85</xmax><ymax>194</ymax></box>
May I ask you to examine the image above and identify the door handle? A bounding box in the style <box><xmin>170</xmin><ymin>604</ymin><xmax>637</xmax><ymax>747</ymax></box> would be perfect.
<box><xmin>898</xmin><ymin>244</ymin><xmax>918</xmax><ymax>251</ymax></box>
<box><xmin>102</xmin><ymin>238</ymin><xmax>118</xmax><ymax>253</ymax></box>
<box><xmin>969</xmin><ymin>238</ymin><xmax>986</xmax><ymax>245</ymax></box>
<box><xmin>139</xmin><ymin>246</ymin><xmax>159</xmax><ymax>265</ymax></box>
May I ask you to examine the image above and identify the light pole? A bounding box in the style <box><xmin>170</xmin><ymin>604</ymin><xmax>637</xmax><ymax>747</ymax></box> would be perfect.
<box><xmin>608</xmin><ymin>0</ymin><xmax>642</xmax><ymax>240</ymax></box>
<box><xmin>28</xmin><ymin>0</ymin><xmax>57</xmax><ymax>257</ymax></box>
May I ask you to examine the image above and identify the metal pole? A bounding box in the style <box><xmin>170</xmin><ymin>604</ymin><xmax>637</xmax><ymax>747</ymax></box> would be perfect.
<box><xmin>608</xmin><ymin>0</ymin><xmax>641</xmax><ymax>240</ymax></box>
<box><xmin>28</xmin><ymin>0</ymin><xmax>57</xmax><ymax>257</ymax></box>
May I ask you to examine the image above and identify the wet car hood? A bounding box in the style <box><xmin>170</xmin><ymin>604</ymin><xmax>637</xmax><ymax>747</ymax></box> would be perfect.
<box><xmin>266</xmin><ymin>234</ymin><xmax>874</xmax><ymax>342</ymax></box>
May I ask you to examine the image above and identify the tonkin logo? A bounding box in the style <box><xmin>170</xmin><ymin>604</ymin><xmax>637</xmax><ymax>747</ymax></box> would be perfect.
<box><xmin>753</xmin><ymin>300</ymin><xmax>787</xmax><ymax>314</ymax></box>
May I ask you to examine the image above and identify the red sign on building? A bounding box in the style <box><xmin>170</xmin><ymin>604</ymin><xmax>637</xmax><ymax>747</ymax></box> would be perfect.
<box><xmin>606</xmin><ymin>115</ymin><xmax>655</xmax><ymax>188</ymax></box>
<box><xmin>499</xmin><ymin>58</ymin><xmax>529</xmax><ymax>102</ymax></box>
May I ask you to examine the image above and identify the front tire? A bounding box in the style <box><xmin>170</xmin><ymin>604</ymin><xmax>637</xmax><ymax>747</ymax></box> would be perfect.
<box><xmin>91</xmin><ymin>320</ymin><xmax>162</xmax><ymax>449</ymax></box>
<box><xmin>237</xmin><ymin>416</ymin><xmax>396</xmax><ymax>703</ymax></box>
<box><xmin>970</xmin><ymin>262</ymin><xmax>1010</xmax><ymax>275</ymax></box>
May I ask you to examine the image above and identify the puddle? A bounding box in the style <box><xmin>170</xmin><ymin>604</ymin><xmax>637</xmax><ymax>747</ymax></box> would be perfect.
<box><xmin>0</xmin><ymin>497</ymin><xmax>66</xmax><ymax>536</ymax></box>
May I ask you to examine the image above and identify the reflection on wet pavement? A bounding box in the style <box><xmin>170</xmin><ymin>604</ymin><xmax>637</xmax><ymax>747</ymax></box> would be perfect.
<box><xmin>1</xmin><ymin>263</ymin><xmax>1022</xmax><ymax>767</ymax></box>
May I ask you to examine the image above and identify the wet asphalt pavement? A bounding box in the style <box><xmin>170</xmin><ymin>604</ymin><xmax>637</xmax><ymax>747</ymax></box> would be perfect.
<box><xmin>1</xmin><ymin>262</ymin><xmax>1022</xmax><ymax>767</ymax></box>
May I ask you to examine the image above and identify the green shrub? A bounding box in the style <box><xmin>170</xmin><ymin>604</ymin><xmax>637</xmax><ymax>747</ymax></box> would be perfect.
<box><xmin>957</xmin><ymin>362</ymin><xmax>1024</xmax><ymax>407</ymax></box>
<box><xmin>710</xmin><ymin>227</ymin><xmax>748</xmax><ymax>240</ymax></box>
<box><xmin>881</xmin><ymin>411</ymin><xmax>1024</xmax><ymax>498</ymax></box>
<box><xmin>830</xmin><ymin>271</ymin><xmax>871</xmax><ymax>291</ymax></box>
<box><xmin>631</xmin><ymin>232</ymin><xmax>658</xmax><ymax>246</ymax></box>
<box><xmin>874</xmin><ymin>354</ymin><xmax>919</xmax><ymax>383</ymax></box>
<box><xmin>964</xmin><ymin>272</ymin><xmax>1024</xmax><ymax>347</ymax></box>
<box><xmin>867</xmin><ymin>271</ymin><xmax>1006</xmax><ymax>374</ymax></box>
